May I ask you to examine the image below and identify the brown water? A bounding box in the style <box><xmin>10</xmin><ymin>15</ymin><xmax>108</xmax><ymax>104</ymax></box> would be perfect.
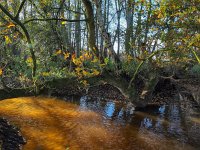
<box><xmin>0</xmin><ymin>96</ymin><xmax>200</xmax><ymax>150</ymax></box>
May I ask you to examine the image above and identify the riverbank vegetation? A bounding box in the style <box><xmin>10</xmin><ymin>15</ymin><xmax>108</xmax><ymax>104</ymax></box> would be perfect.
<box><xmin>0</xmin><ymin>0</ymin><xmax>199</xmax><ymax>102</ymax></box>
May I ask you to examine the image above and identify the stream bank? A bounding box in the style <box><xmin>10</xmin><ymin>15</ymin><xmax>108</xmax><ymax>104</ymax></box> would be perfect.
<box><xmin>0</xmin><ymin>117</ymin><xmax>26</xmax><ymax>150</ymax></box>
<box><xmin>1</xmin><ymin>71</ymin><xmax>200</xmax><ymax>109</ymax></box>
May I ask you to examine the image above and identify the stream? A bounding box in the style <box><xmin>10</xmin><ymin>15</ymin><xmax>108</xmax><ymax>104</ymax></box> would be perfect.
<box><xmin>0</xmin><ymin>95</ymin><xmax>200</xmax><ymax>150</ymax></box>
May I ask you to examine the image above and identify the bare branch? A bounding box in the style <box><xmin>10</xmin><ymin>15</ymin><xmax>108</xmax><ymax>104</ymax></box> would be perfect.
<box><xmin>23</xmin><ymin>18</ymin><xmax>87</xmax><ymax>24</ymax></box>
<box><xmin>0</xmin><ymin>3</ymin><xmax>37</xmax><ymax>77</ymax></box>
<box><xmin>0</xmin><ymin>4</ymin><xmax>15</xmax><ymax>21</ymax></box>
<box><xmin>15</xmin><ymin>0</ymin><xmax>27</xmax><ymax>19</ymax></box>
<box><xmin>56</xmin><ymin>0</ymin><xmax>66</xmax><ymax>17</ymax></box>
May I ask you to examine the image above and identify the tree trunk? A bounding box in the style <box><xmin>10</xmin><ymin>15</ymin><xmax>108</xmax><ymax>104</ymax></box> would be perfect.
<box><xmin>144</xmin><ymin>0</ymin><xmax>152</xmax><ymax>47</ymax></box>
<box><xmin>92</xmin><ymin>0</ymin><xmax>120</xmax><ymax>64</ymax></box>
<box><xmin>125</xmin><ymin>0</ymin><xmax>134</xmax><ymax>55</ymax></box>
<box><xmin>82</xmin><ymin>0</ymin><xmax>99</xmax><ymax>57</ymax></box>
<box><xmin>115</xmin><ymin>0</ymin><xmax>122</xmax><ymax>56</ymax></box>
<box><xmin>75</xmin><ymin>0</ymin><xmax>81</xmax><ymax>57</ymax></box>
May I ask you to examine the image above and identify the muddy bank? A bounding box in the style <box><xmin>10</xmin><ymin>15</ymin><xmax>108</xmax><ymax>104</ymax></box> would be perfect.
<box><xmin>0</xmin><ymin>88</ymin><xmax>32</xmax><ymax>100</ymax></box>
<box><xmin>174</xmin><ymin>78</ymin><xmax>200</xmax><ymax>106</ymax></box>
<box><xmin>0</xmin><ymin>72</ymin><xmax>199</xmax><ymax>109</ymax></box>
<box><xmin>0</xmin><ymin>117</ymin><xmax>26</xmax><ymax>150</ymax></box>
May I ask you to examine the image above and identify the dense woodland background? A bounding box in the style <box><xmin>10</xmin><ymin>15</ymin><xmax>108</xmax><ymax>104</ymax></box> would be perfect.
<box><xmin>0</xmin><ymin>0</ymin><xmax>199</xmax><ymax>92</ymax></box>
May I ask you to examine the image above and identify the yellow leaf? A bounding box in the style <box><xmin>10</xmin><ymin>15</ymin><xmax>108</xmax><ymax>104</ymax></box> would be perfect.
<box><xmin>100</xmin><ymin>63</ymin><xmax>106</xmax><ymax>67</ymax></box>
<box><xmin>5</xmin><ymin>36</ymin><xmax>12</xmax><ymax>44</ymax></box>
<box><xmin>63</xmin><ymin>52</ymin><xmax>70</xmax><ymax>59</ymax></box>
<box><xmin>93</xmin><ymin>47</ymin><xmax>96</xmax><ymax>51</ymax></box>
<box><xmin>73</xmin><ymin>58</ymin><xmax>82</xmax><ymax>66</ymax></box>
<box><xmin>7</xmin><ymin>22</ymin><xmax>15</xmax><ymax>28</ymax></box>
<box><xmin>26</xmin><ymin>57</ymin><xmax>33</xmax><ymax>63</ymax></box>
<box><xmin>83</xmin><ymin>52</ymin><xmax>92</xmax><ymax>60</ymax></box>
<box><xmin>127</xmin><ymin>55</ymin><xmax>133</xmax><ymax>62</ymax></box>
<box><xmin>81</xmin><ymin>80</ymin><xmax>89</xmax><ymax>87</ymax></box>
<box><xmin>75</xmin><ymin>67</ymin><xmax>82</xmax><ymax>72</ymax></box>
<box><xmin>0</xmin><ymin>68</ymin><xmax>3</xmax><ymax>76</ymax></box>
<box><xmin>92</xmin><ymin>69</ymin><xmax>100</xmax><ymax>76</ymax></box>
<box><xmin>80</xmin><ymin>56</ymin><xmax>84</xmax><ymax>61</ymax></box>
<box><xmin>42</xmin><ymin>72</ymin><xmax>50</xmax><ymax>76</ymax></box>
<box><xmin>144</xmin><ymin>50</ymin><xmax>148</xmax><ymax>54</ymax></box>
<box><xmin>82</xmin><ymin>70</ymin><xmax>88</xmax><ymax>76</ymax></box>
<box><xmin>72</xmin><ymin>53</ymin><xmax>76</xmax><ymax>60</ymax></box>
<box><xmin>158</xmin><ymin>12</ymin><xmax>163</xmax><ymax>19</ymax></box>
<box><xmin>92</xmin><ymin>58</ymin><xmax>98</xmax><ymax>63</ymax></box>
<box><xmin>61</xmin><ymin>21</ymin><xmax>66</xmax><ymax>25</ymax></box>
<box><xmin>198</xmin><ymin>19</ymin><xmax>200</xmax><ymax>24</ymax></box>
<box><xmin>56</xmin><ymin>49</ymin><xmax>62</xmax><ymax>55</ymax></box>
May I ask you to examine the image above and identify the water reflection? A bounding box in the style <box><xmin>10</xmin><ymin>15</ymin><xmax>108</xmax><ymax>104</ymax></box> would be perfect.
<box><xmin>79</xmin><ymin>96</ymin><xmax>87</xmax><ymax>109</ymax></box>
<box><xmin>0</xmin><ymin>96</ymin><xmax>199</xmax><ymax>150</ymax></box>
<box><xmin>159</xmin><ymin>105</ymin><xmax>166</xmax><ymax>114</ymax></box>
<box><xmin>104</xmin><ymin>102</ymin><xmax>115</xmax><ymax>118</ymax></box>
<box><xmin>141</xmin><ymin>117</ymin><xmax>153</xmax><ymax>129</ymax></box>
<box><xmin>168</xmin><ymin>104</ymin><xmax>184</xmax><ymax>137</ymax></box>
<box><xmin>78</xmin><ymin>96</ymin><xmax>200</xmax><ymax>149</ymax></box>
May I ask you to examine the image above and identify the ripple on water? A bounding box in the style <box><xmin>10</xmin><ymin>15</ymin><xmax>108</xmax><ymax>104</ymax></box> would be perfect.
<box><xmin>0</xmin><ymin>96</ymin><xmax>199</xmax><ymax>150</ymax></box>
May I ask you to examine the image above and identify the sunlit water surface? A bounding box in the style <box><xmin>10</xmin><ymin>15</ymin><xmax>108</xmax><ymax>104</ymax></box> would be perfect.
<box><xmin>0</xmin><ymin>96</ymin><xmax>200</xmax><ymax>150</ymax></box>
